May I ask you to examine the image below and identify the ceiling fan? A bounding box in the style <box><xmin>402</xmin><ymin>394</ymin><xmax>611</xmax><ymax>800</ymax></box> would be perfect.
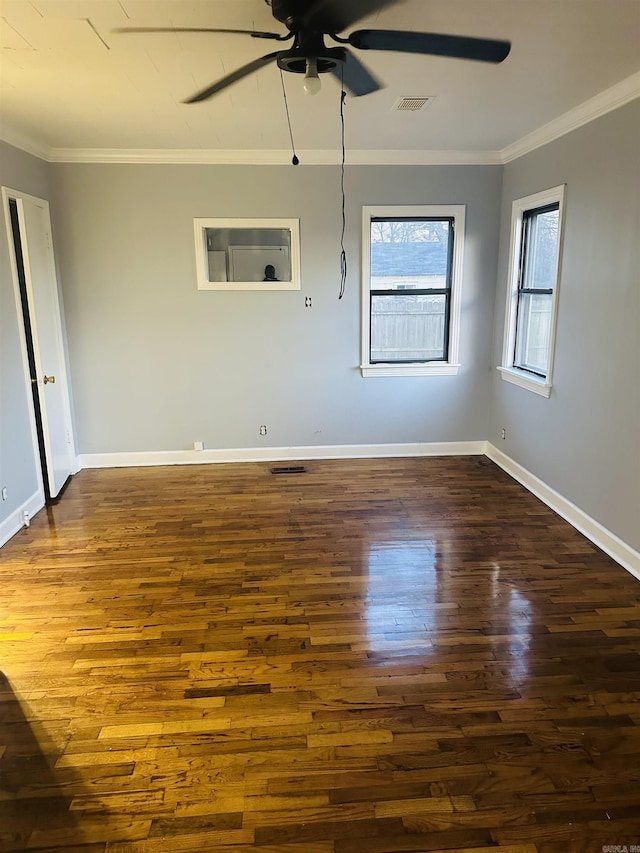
<box><xmin>115</xmin><ymin>0</ymin><xmax>511</xmax><ymax>102</ymax></box>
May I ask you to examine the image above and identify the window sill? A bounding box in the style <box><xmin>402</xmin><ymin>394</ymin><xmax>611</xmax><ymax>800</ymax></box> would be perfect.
<box><xmin>361</xmin><ymin>363</ymin><xmax>460</xmax><ymax>378</ymax></box>
<box><xmin>498</xmin><ymin>366</ymin><xmax>551</xmax><ymax>397</ymax></box>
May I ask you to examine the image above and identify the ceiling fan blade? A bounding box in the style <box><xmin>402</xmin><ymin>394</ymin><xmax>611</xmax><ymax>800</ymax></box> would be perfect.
<box><xmin>349</xmin><ymin>29</ymin><xmax>511</xmax><ymax>63</ymax></box>
<box><xmin>113</xmin><ymin>27</ymin><xmax>289</xmax><ymax>41</ymax></box>
<box><xmin>331</xmin><ymin>49</ymin><xmax>383</xmax><ymax>96</ymax></box>
<box><xmin>184</xmin><ymin>52</ymin><xmax>281</xmax><ymax>103</ymax></box>
<box><xmin>299</xmin><ymin>0</ymin><xmax>396</xmax><ymax>33</ymax></box>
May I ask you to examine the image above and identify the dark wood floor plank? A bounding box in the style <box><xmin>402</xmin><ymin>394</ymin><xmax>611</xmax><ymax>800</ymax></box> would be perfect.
<box><xmin>1</xmin><ymin>456</ymin><xmax>639</xmax><ymax>850</ymax></box>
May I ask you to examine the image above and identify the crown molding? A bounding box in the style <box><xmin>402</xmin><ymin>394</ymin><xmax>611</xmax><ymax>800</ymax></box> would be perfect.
<box><xmin>350</xmin><ymin>150</ymin><xmax>502</xmax><ymax>166</ymax></box>
<box><xmin>499</xmin><ymin>71</ymin><xmax>640</xmax><ymax>163</ymax></box>
<box><xmin>47</xmin><ymin>148</ymin><xmax>301</xmax><ymax>165</ymax></box>
<box><xmin>2</xmin><ymin>71</ymin><xmax>638</xmax><ymax>166</ymax></box>
<box><xmin>0</xmin><ymin>125</ymin><xmax>50</xmax><ymax>161</ymax></box>
<box><xmin>43</xmin><ymin>147</ymin><xmax>501</xmax><ymax>166</ymax></box>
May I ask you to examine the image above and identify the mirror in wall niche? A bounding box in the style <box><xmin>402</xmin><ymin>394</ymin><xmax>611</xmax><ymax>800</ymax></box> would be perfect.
<box><xmin>194</xmin><ymin>218</ymin><xmax>300</xmax><ymax>290</ymax></box>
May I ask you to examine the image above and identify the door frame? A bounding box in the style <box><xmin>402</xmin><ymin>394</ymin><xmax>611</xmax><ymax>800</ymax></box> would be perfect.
<box><xmin>2</xmin><ymin>186</ymin><xmax>77</xmax><ymax>505</ymax></box>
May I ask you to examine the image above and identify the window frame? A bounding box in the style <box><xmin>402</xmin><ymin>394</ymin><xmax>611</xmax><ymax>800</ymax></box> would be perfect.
<box><xmin>360</xmin><ymin>205</ymin><xmax>465</xmax><ymax>378</ymax></box>
<box><xmin>499</xmin><ymin>185</ymin><xmax>566</xmax><ymax>397</ymax></box>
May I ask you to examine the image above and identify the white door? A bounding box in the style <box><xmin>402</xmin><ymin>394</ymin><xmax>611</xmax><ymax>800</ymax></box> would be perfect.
<box><xmin>4</xmin><ymin>189</ymin><xmax>75</xmax><ymax>497</ymax></box>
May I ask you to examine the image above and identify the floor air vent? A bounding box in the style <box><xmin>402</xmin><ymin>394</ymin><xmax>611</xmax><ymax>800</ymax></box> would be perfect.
<box><xmin>270</xmin><ymin>465</ymin><xmax>307</xmax><ymax>474</ymax></box>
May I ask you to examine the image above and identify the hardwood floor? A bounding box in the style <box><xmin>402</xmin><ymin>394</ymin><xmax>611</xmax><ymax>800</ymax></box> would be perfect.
<box><xmin>1</xmin><ymin>456</ymin><xmax>639</xmax><ymax>852</ymax></box>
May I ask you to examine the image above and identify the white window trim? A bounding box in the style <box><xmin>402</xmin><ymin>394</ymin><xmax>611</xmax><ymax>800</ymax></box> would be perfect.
<box><xmin>499</xmin><ymin>184</ymin><xmax>566</xmax><ymax>397</ymax></box>
<box><xmin>497</xmin><ymin>365</ymin><xmax>552</xmax><ymax>397</ymax></box>
<box><xmin>360</xmin><ymin>204</ymin><xmax>465</xmax><ymax>378</ymax></box>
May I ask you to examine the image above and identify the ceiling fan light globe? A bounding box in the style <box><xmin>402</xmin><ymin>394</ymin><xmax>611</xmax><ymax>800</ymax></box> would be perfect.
<box><xmin>303</xmin><ymin>58</ymin><xmax>322</xmax><ymax>95</ymax></box>
<box><xmin>303</xmin><ymin>73</ymin><xmax>322</xmax><ymax>95</ymax></box>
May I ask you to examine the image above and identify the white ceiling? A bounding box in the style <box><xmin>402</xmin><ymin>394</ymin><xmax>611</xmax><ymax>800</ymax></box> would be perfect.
<box><xmin>1</xmin><ymin>0</ymin><xmax>639</xmax><ymax>159</ymax></box>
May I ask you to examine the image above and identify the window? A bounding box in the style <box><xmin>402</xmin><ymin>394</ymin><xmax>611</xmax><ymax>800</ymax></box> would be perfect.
<box><xmin>194</xmin><ymin>218</ymin><xmax>300</xmax><ymax>290</ymax></box>
<box><xmin>499</xmin><ymin>186</ymin><xmax>565</xmax><ymax>397</ymax></box>
<box><xmin>361</xmin><ymin>205</ymin><xmax>465</xmax><ymax>377</ymax></box>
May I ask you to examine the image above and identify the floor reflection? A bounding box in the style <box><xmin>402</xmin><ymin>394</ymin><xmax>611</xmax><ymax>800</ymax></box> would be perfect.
<box><xmin>364</xmin><ymin>545</ymin><xmax>532</xmax><ymax>682</ymax></box>
<box><xmin>365</xmin><ymin>540</ymin><xmax>440</xmax><ymax>653</ymax></box>
<box><xmin>493</xmin><ymin>564</ymin><xmax>532</xmax><ymax>685</ymax></box>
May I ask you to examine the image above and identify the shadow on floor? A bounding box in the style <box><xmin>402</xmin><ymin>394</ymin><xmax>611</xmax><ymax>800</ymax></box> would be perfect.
<box><xmin>0</xmin><ymin>671</ymin><xmax>96</xmax><ymax>852</ymax></box>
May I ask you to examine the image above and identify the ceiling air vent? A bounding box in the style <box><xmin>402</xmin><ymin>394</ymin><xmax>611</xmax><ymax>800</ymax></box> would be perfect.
<box><xmin>394</xmin><ymin>96</ymin><xmax>433</xmax><ymax>112</ymax></box>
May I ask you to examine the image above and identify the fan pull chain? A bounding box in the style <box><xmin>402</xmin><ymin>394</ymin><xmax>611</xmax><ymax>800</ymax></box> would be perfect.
<box><xmin>279</xmin><ymin>69</ymin><xmax>299</xmax><ymax>165</ymax></box>
<box><xmin>338</xmin><ymin>85</ymin><xmax>347</xmax><ymax>299</ymax></box>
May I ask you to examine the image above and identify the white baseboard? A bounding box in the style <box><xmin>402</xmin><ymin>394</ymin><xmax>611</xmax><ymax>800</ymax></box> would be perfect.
<box><xmin>486</xmin><ymin>443</ymin><xmax>640</xmax><ymax>581</ymax></box>
<box><xmin>79</xmin><ymin>440</ymin><xmax>487</xmax><ymax>469</ymax></box>
<box><xmin>0</xmin><ymin>489</ymin><xmax>45</xmax><ymax>548</ymax></box>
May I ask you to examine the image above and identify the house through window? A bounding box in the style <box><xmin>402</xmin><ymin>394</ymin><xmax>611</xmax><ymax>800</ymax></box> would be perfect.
<box><xmin>514</xmin><ymin>202</ymin><xmax>561</xmax><ymax>375</ymax></box>
<box><xmin>361</xmin><ymin>205</ymin><xmax>465</xmax><ymax>377</ymax></box>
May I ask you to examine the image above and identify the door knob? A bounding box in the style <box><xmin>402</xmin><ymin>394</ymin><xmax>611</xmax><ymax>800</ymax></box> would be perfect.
<box><xmin>43</xmin><ymin>375</ymin><xmax>56</xmax><ymax>384</ymax></box>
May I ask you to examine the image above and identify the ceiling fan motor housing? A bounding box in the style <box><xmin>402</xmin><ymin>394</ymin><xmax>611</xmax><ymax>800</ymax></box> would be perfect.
<box><xmin>277</xmin><ymin>43</ymin><xmax>346</xmax><ymax>74</ymax></box>
<box><xmin>277</xmin><ymin>29</ymin><xmax>346</xmax><ymax>74</ymax></box>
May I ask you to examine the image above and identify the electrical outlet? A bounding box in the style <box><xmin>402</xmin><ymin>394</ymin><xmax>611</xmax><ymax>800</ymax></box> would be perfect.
<box><xmin>1</xmin><ymin>487</ymin><xmax>7</xmax><ymax>501</ymax></box>
<box><xmin>501</xmin><ymin>428</ymin><xmax>506</xmax><ymax>440</ymax></box>
<box><xmin>259</xmin><ymin>425</ymin><xmax>268</xmax><ymax>436</ymax></box>
<box><xmin>304</xmin><ymin>296</ymin><xmax>312</xmax><ymax>308</ymax></box>
<box><xmin>193</xmin><ymin>441</ymin><xmax>204</xmax><ymax>451</ymax></box>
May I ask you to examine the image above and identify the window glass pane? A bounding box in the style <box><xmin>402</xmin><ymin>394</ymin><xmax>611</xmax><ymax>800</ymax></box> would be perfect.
<box><xmin>522</xmin><ymin>206</ymin><xmax>559</xmax><ymax>291</ymax></box>
<box><xmin>370</xmin><ymin>219</ymin><xmax>451</xmax><ymax>291</ymax></box>
<box><xmin>514</xmin><ymin>292</ymin><xmax>553</xmax><ymax>375</ymax></box>
<box><xmin>371</xmin><ymin>293</ymin><xmax>446</xmax><ymax>362</ymax></box>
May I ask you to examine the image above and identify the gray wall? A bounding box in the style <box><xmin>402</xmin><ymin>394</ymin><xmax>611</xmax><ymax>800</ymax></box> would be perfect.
<box><xmin>0</xmin><ymin>142</ymin><xmax>51</xmax><ymax>531</ymax></box>
<box><xmin>489</xmin><ymin>100</ymin><xmax>640</xmax><ymax>552</ymax></box>
<box><xmin>50</xmin><ymin>163</ymin><xmax>502</xmax><ymax>453</ymax></box>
